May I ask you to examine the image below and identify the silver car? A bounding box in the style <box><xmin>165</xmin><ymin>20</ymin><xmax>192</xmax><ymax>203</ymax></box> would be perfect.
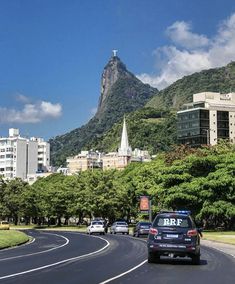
<box><xmin>110</xmin><ymin>221</ymin><xmax>129</xmax><ymax>235</ymax></box>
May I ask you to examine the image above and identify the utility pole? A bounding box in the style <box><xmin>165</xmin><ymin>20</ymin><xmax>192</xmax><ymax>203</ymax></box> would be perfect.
<box><xmin>149</xmin><ymin>199</ymin><xmax>152</xmax><ymax>223</ymax></box>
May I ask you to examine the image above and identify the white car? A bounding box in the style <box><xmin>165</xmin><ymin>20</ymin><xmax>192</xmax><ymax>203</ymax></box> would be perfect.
<box><xmin>87</xmin><ymin>221</ymin><xmax>105</xmax><ymax>235</ymax></box>
<box><xmin>110</xmin><ymin>221</ymin><xmax>129</xmax><ymax>234</ymax></box>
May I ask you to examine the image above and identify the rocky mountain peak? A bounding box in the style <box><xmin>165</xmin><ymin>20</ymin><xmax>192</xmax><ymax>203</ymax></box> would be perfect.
<box><xmin>97</xmin><ymin>55</ymin><xmax>133</xmax><ymax>114</ymax></box>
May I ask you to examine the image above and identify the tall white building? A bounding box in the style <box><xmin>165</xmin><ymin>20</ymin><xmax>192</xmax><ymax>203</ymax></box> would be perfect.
<box><xmin>30</xmin><ymin>137</ymin><xmax>50</xmax><ymax>172</ymax></box>
<box><xmin>0</xmin><ymin>129</ymin><xmax>50</xmax><ymax>180</ymax></box>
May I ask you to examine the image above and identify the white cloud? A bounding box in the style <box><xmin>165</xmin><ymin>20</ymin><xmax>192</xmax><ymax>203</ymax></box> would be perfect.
<box><xmin>166</xmin><ymin>21</ymin><xmax>209</xmax><ymax>49</ymax></box>
<box><xmin>0</xmin><ymin>101</ymin><xmax>62</xmax><ymax>124</ymax></box>
<box><xmin>137</xmin><ymin>13</ymin><xmax>235</xmax><ymax>90</ymax></box>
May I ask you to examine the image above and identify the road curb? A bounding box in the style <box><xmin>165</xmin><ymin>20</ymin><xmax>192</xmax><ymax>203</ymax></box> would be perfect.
<box><xmin>201</xmin><ymin>239</ymin><xmax>235</xmax><ymax>258</ymax></box>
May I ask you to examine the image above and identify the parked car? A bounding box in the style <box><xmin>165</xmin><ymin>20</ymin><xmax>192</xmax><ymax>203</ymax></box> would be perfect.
<box><xmin>133</xmin><ymin>221</ymin><xmax>152</xmax><ymax>237</ymax></box>
<box><xmin>147</xmin><ymin>211</ymin><xmax>202</xmax><ymax>264</ymax></box>
<box><xmin>110</xmin><ymin>221</ymin><xmax>129</xmax><ymax>235</ymax></box>
<box><xmin>0</xmin><ymin>221</ymin><xmax>10</xmax><ymax>230</ymax></box>
<box><xmin>87</xmin><ymin>221</ymin><xmax>105</xmax><ymax>235</ymax></box>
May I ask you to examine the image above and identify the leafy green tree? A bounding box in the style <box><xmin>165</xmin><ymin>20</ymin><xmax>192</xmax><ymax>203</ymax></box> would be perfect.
<box><xmin>2</xmin><ymin>178</ymin><xmax>29</xmax><ymax>225</ymax></box>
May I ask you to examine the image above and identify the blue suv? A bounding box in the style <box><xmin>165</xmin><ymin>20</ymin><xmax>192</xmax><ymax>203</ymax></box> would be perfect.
<box><xmin>147</xmin><ymin>211</ymin><xmax>202</xmax><ymax>264</ymax></box>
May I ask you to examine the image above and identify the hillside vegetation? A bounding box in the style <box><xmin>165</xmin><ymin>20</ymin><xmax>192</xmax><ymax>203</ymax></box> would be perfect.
<box><xmin>147</xmin><ymin>61</ymin><xmax>235</xmax><ymax>109</ymax></box>
<box><xmin>87</xmin><ymin>107</ymin><xmax>177</xmax><ymax>154</ymax></box>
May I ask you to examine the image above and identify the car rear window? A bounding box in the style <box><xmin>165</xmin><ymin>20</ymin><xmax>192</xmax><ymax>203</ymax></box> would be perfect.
<box><xmin>1</xmin><ymin>221</ymin><xmax>9</xmax><ymax>225</ymax></box>
<box><xmin>153</xmin><ymin>216</ymin><xmax>191</xmax><ymax>228</ymax></box>
<box><xmin>92</xmin><ymin>221</ymin><xmax>103</xmax><ymax>225</ymax></box>
<box><xmin>117</xmin><ymin>222</ymin><xmax>127</xmax><ymax>226</ymax></box>
<box><xmin>139</xmin><ymin>222</ymin><xmax>151</xmax><ymax>226</ymax></box>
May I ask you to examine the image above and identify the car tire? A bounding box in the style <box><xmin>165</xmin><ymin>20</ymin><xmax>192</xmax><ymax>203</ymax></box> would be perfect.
<box><xmin>133</xmin><ymin>232</ymin><xmax>135</xmax><ymax>237</ymax></box>
<box><xmin>136</xmin><ymin>232</ymin><xmax>139</xmax><ymax>237</ymax></box>
<box><xmin>127</xmin><ymin>232</ymin><xmax>129</xmax><ymax>235</ymax></box>
<box><xmin>191</xmin><ymin>253</ymin><xmax>200</xmax><ymax>265</ymax></box>
<box><xmin>148</xmin><ymin>252</ymin><xmax>160</xmax><ymax>263</ymax></box>
<box><xmin>114</xmin><ymin>231</ymin><xmax>116</xmax><ymax>234</ymax></box>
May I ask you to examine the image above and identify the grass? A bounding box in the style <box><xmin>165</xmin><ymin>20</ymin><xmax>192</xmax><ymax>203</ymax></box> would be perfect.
<box><xmin>11</xmin><ymin>224</ymin><xmax>87</xmax><ymax>232</ymax></box>
<box><xmin>202</xmin><ymin>231</ymin><xmax>235</xmax><ymax>245</ymax></box>
<box><xmin>0</xmin><ymin>230</ymin><xmax>29</xmax><ymax>249</ymax></box>
<box><xmin>36</xmin><ymin>225</ymin><xmax>87</xmax><ymax>232</ymax></box>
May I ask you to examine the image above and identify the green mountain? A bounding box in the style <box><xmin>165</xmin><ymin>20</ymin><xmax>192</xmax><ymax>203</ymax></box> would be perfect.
<box><xmin>147</xmin><ymin>61</ymin><xmax>235</xmax><ymax>109</ymax></box>
<box><xmin>86</xmin><ymin>61</ymin><xmax>235</xmax><ymax>154</ymax></box>
<box><xmin>50</xmin><ymin>56</ymin><xmax>157</xmax><ymax>166</ymax></box>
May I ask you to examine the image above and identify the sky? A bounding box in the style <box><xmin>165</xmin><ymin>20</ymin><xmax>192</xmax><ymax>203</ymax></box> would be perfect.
<box><xmin>1</xmin><ymin>0</ymin><xmax>235</xmax><ymax>140</ymax></box>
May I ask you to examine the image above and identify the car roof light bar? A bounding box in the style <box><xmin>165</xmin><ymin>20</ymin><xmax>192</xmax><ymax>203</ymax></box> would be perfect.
<box><xmin>160</xmin><ymin>210</ymin><xmax>191</xmax><ymax>215</ymax></box>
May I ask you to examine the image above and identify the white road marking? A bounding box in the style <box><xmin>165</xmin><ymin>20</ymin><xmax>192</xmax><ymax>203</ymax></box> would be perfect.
<box><xmin>0</xmin><ymin>236</ymin><xmax>109</xmax><ymax>280</ymax></box>
<box><xmin>99</xmin><ymin>259</ymin><xmax>147</xmax><ymax>284</ymax></box>
<box><xmin>0</xmin><ymin>232</ymin><xmax>69</xmax><ymax>261</ymax></box>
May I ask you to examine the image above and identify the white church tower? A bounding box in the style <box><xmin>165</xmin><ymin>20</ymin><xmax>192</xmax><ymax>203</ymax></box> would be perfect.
<box><xmin>118</xmin><ymin>117</ymin><xmax>132</xmax><ymax>157</ymax></box>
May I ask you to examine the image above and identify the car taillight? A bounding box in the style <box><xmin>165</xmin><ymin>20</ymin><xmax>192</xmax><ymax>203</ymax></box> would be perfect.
<box><xmin>187</xmin><ymin>229</ymin><xmax>197</xmax><ymax>237</ymax></box>
<box><xmin>149</xmin><ymin>228</ymin><xmax>158</xmax><ymax>235</ymax></box>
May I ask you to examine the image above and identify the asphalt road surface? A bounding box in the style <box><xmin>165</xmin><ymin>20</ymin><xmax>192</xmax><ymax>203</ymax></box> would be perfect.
<box><xmin>0</xmin><ymin>230</ymin><xmax>234</xmax><ymax>284</ymax></box>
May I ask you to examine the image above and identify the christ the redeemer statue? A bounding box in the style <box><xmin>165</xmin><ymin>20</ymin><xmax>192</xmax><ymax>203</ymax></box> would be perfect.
<box><xmin>112</xmin><ymin>50</ymin><xmax>118</xmax><ymax>57</ymax></box>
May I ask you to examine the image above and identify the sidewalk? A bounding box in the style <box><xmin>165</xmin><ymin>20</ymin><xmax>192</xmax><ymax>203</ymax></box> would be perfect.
<box><xmin>201</xmin><ymin>239</ymin><xmax>235</xmax><ymax>258</ymax></box>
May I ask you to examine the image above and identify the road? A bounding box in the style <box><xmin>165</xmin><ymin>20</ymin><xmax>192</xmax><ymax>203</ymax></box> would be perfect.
<box><xmin>0</xmin><ymin>230</ymin><xmax>234</xmax><ymax>284</ymax></box>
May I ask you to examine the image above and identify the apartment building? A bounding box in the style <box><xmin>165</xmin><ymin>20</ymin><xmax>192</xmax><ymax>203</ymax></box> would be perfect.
<box><xmin>0</xmin><ymin>129</ymin><xmax>50</xmax><ymax>180</ymax></box>
<box><xmin>30</xmin><ymin>137</ymin><xmax>50</xmax><ymax>172</ymax></box>
<box><xmin>177</xmin><ymin>92</ymin><xmax>235</xmax><ymax>146</ymax></box>
<box><xmin>67</xmin><ymin>151</ymin><xmax>102</xmax><ymax>174</ymax></box>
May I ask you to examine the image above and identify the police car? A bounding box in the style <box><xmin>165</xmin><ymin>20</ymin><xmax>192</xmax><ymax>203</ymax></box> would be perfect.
<box><xmin>147</xmin><ymin>211</ymin><xmax>202</xmax><ymax>264</ymax></box>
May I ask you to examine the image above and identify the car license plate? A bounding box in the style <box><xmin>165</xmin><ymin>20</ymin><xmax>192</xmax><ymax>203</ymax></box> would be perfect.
<box><xmin>166</xmin><ymin>234</ymin><xmax>178</xmax><ymax>238</ymax></box>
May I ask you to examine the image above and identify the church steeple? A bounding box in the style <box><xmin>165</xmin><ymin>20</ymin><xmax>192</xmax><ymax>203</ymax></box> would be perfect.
<box><xmin>118</xmin><ymin>117</ymin><xmax>132</xmax><ymax>157</ymax></box>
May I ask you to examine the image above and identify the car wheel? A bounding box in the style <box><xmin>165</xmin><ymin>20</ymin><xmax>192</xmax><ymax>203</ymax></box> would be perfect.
<box><xmin>136</xmin><ymin>232</ymin><xmax>139</xmax><ymax>237</ymax></box>
<box><xmin>127</xmin><ymin>232</ymin><xmax>129</xmax><ymax>235</ymax></box>
<box><xmin>148</xmin><ymin>252</ymin><xmax>160</xmax><ymax>263</ymax></box>
<box><xmin>191</xmin><ymin>253</ymin><xmax>200</xmax><ymax>265</ymax></box>
<box><xmin>114</xmin><ymin>231</ymin><xmax>116</xmax><ymax>234</ymax></box>
<box><xmin>133</xmin><ymin>232</ymin><xmax>135</xmax><ymax>237</ymax></box>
